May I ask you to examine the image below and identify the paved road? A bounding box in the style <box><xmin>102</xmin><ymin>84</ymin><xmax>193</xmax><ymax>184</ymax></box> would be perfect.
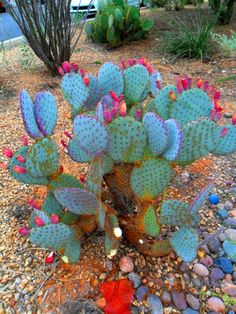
<box><xmin>0</xmin><ymin>12</ymin><xmax>22</xmax><ymax>42</ymax></box>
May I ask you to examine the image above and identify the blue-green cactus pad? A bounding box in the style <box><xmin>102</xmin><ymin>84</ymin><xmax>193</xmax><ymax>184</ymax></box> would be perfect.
<box><xmin>26</xmin><ymin>138</ymin><xmax>58</xmax><ymax>177</ymax></box>
<box><xmin>96</xmin><ymin>102</ymin><xmax>104</xmax><ymax>122</ymax></box>
<box><xmin>143</xmin><ymin>112</ymin><xmax>169</xmax><ymax>156</ymax></box>
<box><xmin>189</xmin><ymin>183</ymin><xmax>214</xmax><ymax>214</ymax></box>
<box><xmin>20</xmin><ymin>90</ymin><xmax>42</xmax><ymax>139</ymax></box>
<box><xmin>54</xmin><ymin>187</ymin><xmax>98</xmax><ymax>215</ymax></box>
<box><xmin>223</xmin><ymin>239</ymin><xmax>236</xmax><ymax>262</ymax></box>
<box><xmin>34</xmin><ymin>91</ymin><xmax>58</xmax><ymax>136</ymax></box>
<box><xmin>64</xmin><ymin>229</ymin><xmax>81</xmax><ymax>263</ymax></box>
<box><xmin>154</xmin><ymin>85</ymin><xmax>178</xmax><ymax>120</ymax></box>
<box><xmin>162</xmin><ymin>119</ymin><xmax>182</xmax><ymax>160</ymax></box>
<box><xmin>61</xmin><ymin>212</ymin><xmax>79</xmax><ymax>224</ymax></box>
<box><xmin>68</xmin><ymin>137</ymin><xmax>91</xmax><ymax>163</ymax></box>
<box><xmin>170</xmin><ymin>88</ymin><xmax>213</xmax><ymax>127</ymax></box>
<box><xmin>124</xmin><ymin>65</ymin><xmax>149</xmax><ymax>104</ymax></box>
<box><xmin>170</xmin><ymin>227</ymin><xmax>199</xmax><ymax>262</ymax></box>
<box><xmin>175</xmin><ymin>119</ymin><xmax>217</xmax><ymax>164</ymax></box>
<box><xmin>211</xmin><ymin>125</ymin><xmax>236</xmax><ymax>155</ymax></box>
<box><xmin>9</xmin><ymin>146</ymin><xmax>49</xmax><ymax>185</ymax></box>
<box><xmin>61</xmin><ymin>73</ymin><xmax>89</xmax><ymax>112</ymax></box>
<box><xmin>103</xmin><ymin>155</ymin><xmax>114</xmax><ymax>174</ymax></box>
<box><xmin>85</xmin><ymin>74</ymin><xmax>102</xmax><ymax>109</ymax></box>
<box><xmin>108</xmin><ymin>117</ymin><xmax>147</xmax><ymax>162</ymax></box>
<box><xmin>97</xmin><ymin>203</ymin><xmax>106</xmax><ymax>229</ymax></box>
<box><xmin>143</xmin><ymin>206</ymin><xmax>160</xmax><ymax>237</ymax></box>
<box><xmin>73</xmin><ymin>114</ymin><xmax>109</xmax><ymax>158</ymax></box>
<box><xmin>150</xmin><ymin>71</ymin><xmax>161</xmax><ymax>98</ymax></box>
<box><xmin>42</xmin><ymin>193</ymin><xmax>63</xmax><ymax>217</ymax></box>
<box><xmin>33</xmin><ymin>209</ymin><xmax>51</xmax><ymax>224</ymax></box>
<box><xmin>98</xmin><ymin>62</ymin><xmax>124</xmax><ymax>96</ymax></box>
<box><xmin>160</xmin><ymin>200</ymin><xmax>189</xmax><ymax>226</ymax></box>
<box><xmin>130</xmin><ymin>159</ymin><xmax>173</xmax><ymax>201</ymax></box>
<box><xmin>49</xmin><ymin>173</ymin><xmax>83</xmax><ymax>191</ymax></box>
<box><xmin>30</xmin><ymin>223</ymin><xmax>71</xmax><ymax>249</ymax></box>
<box><xmin>86</xmin><ymin>158</ymin><xmax>104</xmax><ymax>194</ymax></box>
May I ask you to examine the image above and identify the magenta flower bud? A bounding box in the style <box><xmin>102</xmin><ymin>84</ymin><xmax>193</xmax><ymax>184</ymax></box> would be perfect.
<box><xmin>34</xmin><ymin>216</ymin><xmax>44</xmax><ymax>227</ymax></box>
<box><xmin>220</xmin><ymin>127</ymin><xmax>229</xmax><ymax>137</ymax></box>
<box><xmin>2</xmin><ymin>147</ymin><xmax>13</xmax><ymax>158</ymax></box>
<box><xmin>28</xmin><ymin>199</ymin><xmax>42</xmax><ymax>209</ymax></box>
<box><xmin>135</xmin><ymin>109</ymin><xmax>142</xmax><ymax>120</ymax></box>
<box><xmin>18</xmin><ymin>227</ymin><xmax>30</xmax><ymax>236</ymax></box>
<box><xmin>79</xmin><ymin>68</ymin><xmax>86</xmax><ymax>77</ymax></box>
<box><xmin>214</xmin><ymin>90</ymin><xmax>221</xmax><ymax>101</ymax></box>
<box><xmin>71</xmin><ymin>63</ymin><xmax>79</xmax><ymax>73</ymax></box>
<box><xmin>176</xmin><ymin>82</ymin><xmax>183</xmax><ymax>94</ymax></box>
<box><xmin>103</xmin><ymin>111</ymin><xmax>112</xmax><ymax>123</ymax></box>
<box><xmin>156</xmin><ymin>80</ymin><xmax>161</xmax><ymax>90</ymax></box>
<box><xmin>64</xmin><ymin>131</ymin><xmax>72</xmax><ymax>139</ymax></box>
<box><xmin>210</xmin><ymin>109</ymin><xmax>222</xmax><ymax>122</ymax></box>
<box><xmin>128</xmin><ymin>58</ymin><xmax>135</xmax><ymax>66</ymax></box>
<box><xmin>16</xmin><ymin>155</ymin><xmax>26</xmax><ymax>163</ymax></box>
<box><xmin>186</xmin><ymin>77</ymin><xmax>192</xmax><ymax>89</ymax></box>
<box><xmin>111</xmin><ymin>108</ymin><xmax>117</xmax><ymax>118</ymax></box>
<box><xmin>203</xmin><ymin>81</ymin><xmax>209</xmax><ymax>92</ymax></box>
<box><xmin>21</xmin><ymin>135</ymin><xmax>28</xmax><ymax>146</ymax></box>
<box><xmin>51</xmin><ymin>213</ymin><xmax>60</xmax><ymax>224</ymax></box>
<box><xmin>61</xmin><ymin>139</ymin><xmax>68</xmax><ymax>148</ymax></box>
<box><xmin>45</xmin><ymin>252</ymin><xmax>55</xmax><ymax>264</ymax></box>
<box><xmin>58</xmin><ymin>66</ymin><xmax>65</xmax><ymax>77</ymax></box>
<box><xmin>62</xmin><ymin>61</ymin><xmax>71</xmax><ymax>73</ymax></box>
<box><xmin>121</xmin><ymin>60</ymin><xmax>126</xmax><ymax>69</ymax></box>
<box><xmin>13</xmin><ymin>165</ymin><xmax>26</xmax><ymax>174</ymax></box>
<box><xmin>0</xmin><ymin>162</ymin><xmax>8</xmax><ymax>170</ymax></box>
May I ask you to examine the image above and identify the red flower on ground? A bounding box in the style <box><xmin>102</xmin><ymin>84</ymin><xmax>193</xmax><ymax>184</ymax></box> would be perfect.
<box><xmin>100</xmin><ymin>278</ymin><xmax>135</xmax><ymax>314</ymax></box>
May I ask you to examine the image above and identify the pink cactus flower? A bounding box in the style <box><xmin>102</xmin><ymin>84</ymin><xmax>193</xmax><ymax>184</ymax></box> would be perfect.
<box><xmin>186</xmin><ymin>77</ymin><xmax>192</xmax><ymax>89</ymax></box>
<box><xmin>0</xmin><ymin>162</ymin><xmax>8</xmax><ymax>170</ymax></box>
<box><xmin>232</xmin><ymin>114</ymin><xmax>236</xmax><ymax>125</ymax></box>
<box><xmin>58</xmin><ymin>66</ymin><xmax>65</xmax><ymax>77</ymax></box>
<box><xmin>16</xmin><ymin>155</ymin><xmax>25</xmax><ymax>163</ymax></box>
<box><xmin>21</xmin><ymin>135</ymin><xmax>28</xmax><ymax>146</ymax></box>
<box><xmin>128</xmin><ymin>59</ymin><xmax>136</xmax><ymax>66</ymax></box>
<box><xmin>119</xmin><ymin>102</ymin><xmax>127</xmax><ymax>117</ymax></box>
<box><xmin>79</xmin><ymin>175</ymin><xmax>86</xmax><ymax>184</ymax></box>
<box><xmin>181</xmin><ymin>78</ymin><xmax>188</xmax><ymax>90</ymax></box>
<box><xmin>62</xmin><ymin>61</ymin><xmax>71</xmax><ymax>73</ymax></box>
<box><xmin>64</xmin><ymin>131</ymin><xmax>73</xmax><ymax>139</ymax></box>
<box><xmin>196</xmin><ymin>79</ymin><xmax>203</xmax><ymax>88</ymax></box>
<box><xmin>110</xmin><ymin>90</ymin><xmax>119</xmax><ymax>101</ymax></box>
<box><xmin>138</xmin><ymin>57</ymin><xmax>147</xmax><ymax>65</ymax></box>
<box><xmin>83</xmin><ymin>77</ymin><xmax>90</xmax><ymax>86</ymax></box>
<box><xmin>71</xmin><ymin>63</ymin><xmax>79</xmax><ymax>73</ymax></box>
<box><xmin>146</xmin><ymin>63</ymin><xmax>153</xmax><ymax>74</ymax></box>
<box><xmin>28</xmin><ymin>199</ymin><xmax>42</xmax><ymax>209</ymax></box>
<box><xmin>214</xmin><ymin>90</ymin><xmax>221</xmax><ymax>101</ymax></box>
<box><xmin>135</xmin><ymin>109</ymin><xmax>142</xmax><ymax>120</ymax></box>
<box><xmin>103</xmin><ymin>111</ymin><xmax>112</xmax><ymax>123</ymax></box>
<box><xmin>176</xmin><ymin>82</ymin><xmax>183</xmax><ymax>94</ymax></box>
<box><xmin>51</xmin><ymin>213</ymin><xmax>60</xmax><ymax>224</ymax></box>
<box><xmin>13</xmin><ymin>165</ymin><xmax>26</xmax><ymax>174</ymax></box>
<box><xmin>2</xmin><ymin>147</ymin><xmax>13</xmax><ymax>158</ymax></box>
<box><xmin>45</xmin><ymin>252</ymin><xmax>55</xmax><ymax>264</ymax></box>
<box><xmin>121</xmin><ymin>60</ymin><xmax>127</xmax><ymax>69</ymax></box>
<box><xmin>111</xmin><ymin>108</ymin><xmax>117</xmax><ymax>118</ymax></box>
<box><xmin>220</xmin><ymin>127</ymin><xmax>229</xmax><ymax>137</ymax></box>
<box><xmin>18</xmin><ymin>227</ymin><xmax>30</xmax><ymax>236</ymax></box>
<box><xmin>79</xmin><ymin>68</ymin><xmax>86</xmax><ymax>77</ymax></box>
<box><xmin>203</xmin><ymin>81</ymin><xmax>209</xmax><ymax>92</ymax></box>
<box><xmin>156</xmin><ymin>80</ymin><xmax>161</xmax><ymax>90</ymax></box>
<box><xmin>210</xmin><ymin>109</ymin><xmax>222</xmax><ymax>122</ymax></box>
<box><xmin>34</xmin><ymin>216</ymin><xmax>44</xmax><ymax>227</ymax></box>
<box><xmin>61</xmin><ymin>139</ymin><xmax>68</xmax><ymax>148</ymax></box>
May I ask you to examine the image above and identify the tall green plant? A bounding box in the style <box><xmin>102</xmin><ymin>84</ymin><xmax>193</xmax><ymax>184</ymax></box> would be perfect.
<box><xmin>85</xmin><ymin>0</ymin><xmax>154</xmax><ymax>48</ymax></box>
<box><xmin>209</xmin><ymin>0</ymin><xmax>235</xmax><ymax>25</ymax></box>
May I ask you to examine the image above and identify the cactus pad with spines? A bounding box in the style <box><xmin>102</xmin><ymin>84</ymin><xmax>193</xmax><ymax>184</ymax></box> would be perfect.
<box><xmin>211</xmin><ymin>125</ymin><xmax>236</xmax><ymax>155</ymax></box>
<box><xmin>86</xmin><ymin>158</ymin><xmax>104</xmax><ymax>193</ymax></box>
<box><xmin>143</xmin><ymin>112</ymin><xmax>169</xmax><ymax>156</ymax></box>
<box><xmin>98</xmin><ymin>62</ymin><xmax>124</xmax><ymax>96</ymax></box>
<box><xmin>68</xmin><ymin>138</ymin><xmax>91</xmax><ymax>163</ymax></box>
<box><xmin>9</xmin><ymin>146</ymin><xmax>49</xmax><ymax>185</ymax></box>
<box><xmin>35</xmin><ymin>92</ymin><xmax>58</xmax><ymax>136</ymax></box>
<box><xmin>170</xmin><ymin>227</ymin><xmax>199</xmax><ymax>262</ymax></box>
<box><xmin>73</xmin><ymin>114</ymin><xmax>109</xmax><ymax>158</ymax></box>
<box><xmin>176</xmin><ymin>119</ymin><xmax>217</xmax><ymax>164</ymax></box>
<box><xmin>42</xmin><ymin>193</ymin><xmax>63</xmax><ymax>217</ymax></box>
<box><xmin>61</xmin><ymin>73</ymin><xmax>89</xmax><ymax>113</ymax></box>
<box><xmin>20</xmin><ymin>90</ymin><xmax>42</xmax><ymax>139</ymax></box>
<box><xmin>54</xmin><ymin>188</ymin><xmax>99</xmax><ymax>215</ymax></box>
<box><xmin>154</xmin><ymin>85</ymin><xmax>178</xmax><ymax>120</ymax></box>
<box><xmin>124</xmin><ymin>65</ymin><xmax>149</xmax><ymax>104</ymax></box>
<box><xmin>130</xmin><ymin>159</ymin><xmax>173</xmax><ymax>201</ymax></box>
<box><xmin>64</xmin><ymin>229</ymin><xmax>81</xmax><ymax>263</ymax></box>
<box><xmin>143</xmin><ymin>206</ymin><xmax>160</xmax><ymax>237</ymax></box>
<box><xmin>150</xmin><ymin>71</ymin><xmax>161</xmax><ymax>98</ymax></box>
<box><xmin>85</xmin><ymin>74</ymin><xmax>102</xmax><ymax>109</ymax></box>
<box><xmin>160</xmin><ymin>200</ymin><xmax>189</xmax><ymax>226</ymax></box>
<box><xmin>49</xmin><ymin>173</ymin><xmax>83</xmax><ymax>191</ymax></box>
<box><xmin>33</xmin><ymin>209</ymin><xmax>51</xmax><ymax>224</ymax></box>
<box><xmin>170</xmin><ymin>88</ymin><xmax>213</xmax><ymax>127</ymax></box>
<box><xmin>162</xmin><ymin>119</ymin><xmax>182</xmax><ymax>160</ymax></box>
<box><xmin>30</xmin><ymin>223</ymin><xmax>71</xmax><ymax>249</ymax></box>
<box><xmin>189</xmin><ymin>183</ymin><xmax>214</xmax><ymax>214</ymax></box>
<box><xmin>26</xmin><ymin>138</ymin><xmax>58</xmax><ymax>177</ymax></box>
<box><xmin>108</xmin><ymin>117</ymin><xmax>147</xmax><ymax>162</ymax></box>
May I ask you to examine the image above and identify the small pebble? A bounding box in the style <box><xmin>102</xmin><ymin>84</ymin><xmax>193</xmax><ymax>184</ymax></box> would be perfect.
<box><xmin>183</xmin><ymin>309</ymin><xmax>199</xmax><ymax>314</ymax></box>
<box><xmin>209</xmin><ymin>194</ymin><xmax>220</xmax><ymax>205</ymax></box>
<box><xmin>207</xmin><ymin>297</ymin><xmax>225</xmax><ymax>312</ymax></box>
<box><xmin>171</xmin><ymin>291</ymin><xmax>187</xmax><ymax>310</ymax></box>
<box><xmin>186</xmin><ymin>294</ymin><xmax>200</xmax><ymax>310</ymax></box>
<box><xmin>131</xmin><ymin>306</ymin><xmax>139</xmax><ymax>314</ymax></box>
<box><xmin>207</xmin><ymin>237</ymin><xmax>221</xmax><ymax>253</ymax></box>
<box><xmin>230</xmin><ymin>209</ymin><xmax>236</xmax><ymax>217</ymax></box>
<box><xmin>225</xmin><ymin>229</ymin><xmax>236</xmax><ymax>241</ymax></box>
<box><xmin>147</xmin><ymin>294</ymin><xmax>163</xmax><ymax>314</ymax></box>
<box><xmin>192</xmin><ymin>278</ymin><xmax>202</xmax><ymax>289</ymax></box>
<box><xmin>214</xmin><ymin>257</ymin><xmax>233</xmax><ymax>274</ymax></box>
<box><xmin>223</xmin><ymin>239</ymin><xmax>236</xmax><ymax>262</ymax></box>
<box><xmin>119</xmin><ymin>256</ymin><xmax>134</xmax><ymax>273</ymax></box>
<box><xmin>161</xmin><ymin>291</ymin><xmax>171</xmax><ymax>305</ymax></box>
<box><xmin>223</xmin><ymin>218</ymin><xmax>236</xmax><ymax>229</ymax></box>
<box><xmin>216</xmin><ymin>208</ymin><xmax>228</xmax><ymax>220</ymax></box>
<box><xmin>218</xmin><ymin>232</ymin><xmax>227</xmax><ymax>242</ymax></box>
<box><xmin>221</xmin><ymin>281</ymin><xmax>236</xmax><ymax>297</ymax></box>
<box><xmin>135</xmin><ymin>285</ymin><xmax>148</xmax><ymax>302</ymax></box>
<box><xmin>128</xmin><ymin>272</ymin><xmax>141</xmax><ymax>288</ymax></box>
<box><xmin>200</xmin><ymin>255</ymin><xmax>213</xmax><ymax>267</ymax></box>
<box><xmin>210</xmin><ymin>268</ymin><xmax>224</xmax><ymax>282</ymax></box>
<box><xmin>193</xmin><ymin>263</ymin><xmax>209</xmax><ymax>277</ymax></box>
<box><xmin>224</xmin><ymin>201</ymin><xmax>234</xmax><ymax>210</ymax></box>
<box><xmin>224</xmin><ymin>112</ymin><xmax>233</xmax><ymax>118</ymax></box>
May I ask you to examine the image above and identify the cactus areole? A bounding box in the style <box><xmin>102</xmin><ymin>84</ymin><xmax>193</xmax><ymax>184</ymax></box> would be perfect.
<box><xmin>4</xmin><ymin>58</ymin><xmax>236</xmax><ymax>263</ymax></box>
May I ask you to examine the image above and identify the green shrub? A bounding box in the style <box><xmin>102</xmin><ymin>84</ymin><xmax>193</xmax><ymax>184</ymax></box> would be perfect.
<box><xmin>159</xmin><ymin>11</ymin><xmax>216</xmax><ymax>59</ymax></box>
<box><xmin>209</xmin><ymin>0</ymin><xmax>235</xmax><ymax>25</ymax></box>
<box><xmin>85</xmin><ymin>0</ymin><xmax>154</xmax><ymax>48</ymax></box>
<box><xmin>212</xmin><ymin>31</ymin><xmax>236</xmax><ymax>57</ymax></box>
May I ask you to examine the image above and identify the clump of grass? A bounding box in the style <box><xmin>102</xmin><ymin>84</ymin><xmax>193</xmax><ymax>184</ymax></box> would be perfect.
<box><xmin>212</xmin><ymin>31</ymin><xmax>236</xmax><ymax>57</ymax></box>
<box><xmin>159</xmin><ymin>10</ymin><xmax>216</xmax><ymax>60</ymax></box>
<box><xmin>19</xmin><ymin>42</ymin><xmax>36</xmax><ymax>72</ymax></box>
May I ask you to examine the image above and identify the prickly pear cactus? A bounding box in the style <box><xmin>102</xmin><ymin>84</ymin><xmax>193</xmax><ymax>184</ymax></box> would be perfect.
<box><xmin>3</xmin><ymin>58</ymin><xmax>236</xmax><ymax>264</ymax></box>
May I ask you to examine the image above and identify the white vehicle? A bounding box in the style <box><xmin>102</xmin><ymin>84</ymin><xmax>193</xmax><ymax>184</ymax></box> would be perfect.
<box><xmin>70</xmin><ymin>0</ymin><xmax>144</xmax><ymax>15</ymax></box>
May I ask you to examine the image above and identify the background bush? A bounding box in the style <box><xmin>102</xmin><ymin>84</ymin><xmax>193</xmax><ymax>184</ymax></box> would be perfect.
<box><xmin>212</xmin><ymin>31</ymin><xmax>236</xmax><ymax>57</ymax></box>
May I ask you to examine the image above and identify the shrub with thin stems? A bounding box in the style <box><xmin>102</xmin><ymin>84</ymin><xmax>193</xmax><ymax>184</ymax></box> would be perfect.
<box><xmin>2</xmin><ymin>0</ymin><xmax>92</xmax><ymax>74</ymax></box>
<box><xmin>212</xmin><ymin>31</ymin><xmax>236</xmax><ymax>57</ymax></box>
<box><xmin>159</xmin><ymin>10</ymin><xmax>216</xmax><ymax>60</ymax></box>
